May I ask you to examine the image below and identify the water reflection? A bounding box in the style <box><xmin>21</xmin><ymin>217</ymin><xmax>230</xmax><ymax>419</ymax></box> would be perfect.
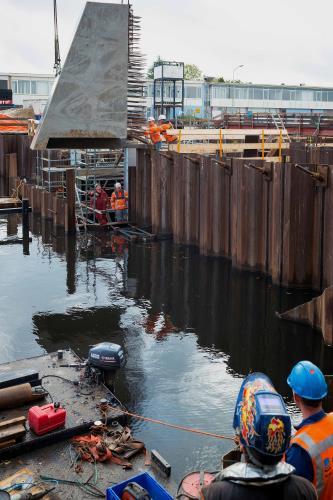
<box><xmin>126</xmin><ymin>242</ymin><xmax>330</xmax><ymax>394</ymax></box>
<box><xmin>1</xmin><ymin>216</ymin><xmax>332</xmax><ymax>482</ymax></box>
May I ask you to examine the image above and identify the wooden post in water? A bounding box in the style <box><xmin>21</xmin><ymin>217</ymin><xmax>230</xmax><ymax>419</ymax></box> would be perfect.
<box><xmin>22</xmin><ymin>198</ymin><xmax>30</xmax><ymax>255</ymax></box>
<box><xmin>66</xmin><ymin>168</ymin><xmax>76</xmax><ymax>235</ymax></box>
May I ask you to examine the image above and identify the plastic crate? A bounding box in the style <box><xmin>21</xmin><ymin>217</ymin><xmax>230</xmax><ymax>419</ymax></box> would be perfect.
<box><xmin>106</xmin><ymin>472</ymin><xmax>173</xmax><ymax>500</ymax></box>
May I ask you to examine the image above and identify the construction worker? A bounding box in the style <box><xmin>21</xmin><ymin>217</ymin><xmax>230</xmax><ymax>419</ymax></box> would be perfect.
<box><xmin>285</xmin><ymin>360</ymin><xmax>333</xmax><ymax>499</ymax></box>
<box><xmin>158</xmin><ymin>114</ymin><xmax>177</xmax><ymax>144</ymax></box>
<box><xmin>201</xmin><ymin>372</ymin><xmax>316</xmax><ymax>500</ymax></box>
<box><xmin>111</xmin><ymin>182</ymin><xmax>128</xmax><ymax>222</ymax></box>
<box><xmin>89</xmin><ymin>183</ymin><xmax>109</xmax><ymax>225</ymax></box>
<box><xmin>144</xmin><ymin>116</ymin><xmax>163</xmax><ymax>150</ymax></box>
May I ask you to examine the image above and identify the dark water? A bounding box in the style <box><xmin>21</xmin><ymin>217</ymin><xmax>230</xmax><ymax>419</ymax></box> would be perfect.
<box><xmin>1</xmin><ymin>214</ymin><xmax>332</xmax><ymax>483</ymax></box>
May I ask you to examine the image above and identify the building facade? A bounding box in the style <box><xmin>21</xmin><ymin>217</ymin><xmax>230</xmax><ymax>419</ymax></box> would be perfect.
<box><xmin>0</xmin><ymin>73</ymin><xmax>54</xmax><ymax>114</ymax></box>
<box><xmin>2</xmin><ymin>72</ymin><xmax>333</xmax><ymax>118</ymax></box>
<box><xmin>146</xmin><ymin>81</ymin><xmax>333</xmax><ymax>118</ymax></box>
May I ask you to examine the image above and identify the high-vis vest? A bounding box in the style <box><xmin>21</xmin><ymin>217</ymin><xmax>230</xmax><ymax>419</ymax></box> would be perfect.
<box><xmin>291</xmin><ymin>413</ymin><xmax>333</xmax><ymax>499</ymax></box>
<box><xmin>145</xmin><ymin>124</ymin><xmax>162</xmax><ymax>144</ymax></box>
<box><xmin>111</xmin><ymin>189</ymin><xmax>128</xmax><ymax>211</ymax></box>
<box><xmin>159</xmin><ymin>123</ymin><xmax>177</xmax><ymax>143</ymax></box>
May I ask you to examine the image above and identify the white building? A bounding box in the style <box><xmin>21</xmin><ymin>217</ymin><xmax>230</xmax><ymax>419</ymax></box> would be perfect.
<box><xmin>0</xmin><ymin>72</ymin><xmax>55</xmax><ymax>114</ymax></box>
<box><xmin>2</xmin><ymin>71</ymin><xmax>333</xmax><ymax>118</ymax></box>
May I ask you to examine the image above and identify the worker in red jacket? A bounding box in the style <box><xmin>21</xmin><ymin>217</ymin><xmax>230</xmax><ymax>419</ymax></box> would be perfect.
<box><xmin>111</xmin><ymin>182</ymin><xmax>128</xmax><ymax>222</ymax></box>
<box><xmin>89</xmin><ymin>183</ymin><xmax>109</xmax><ymax>225</ymax></box>
<box><xmin>158</xmin><ymin>114</ymin><xmax>177</xmax><ymax>144</ymax></box>
<box><xmin>144</xmin><ymin>116</ymin><xmax>163</xmax><ymax>150</ymax></box>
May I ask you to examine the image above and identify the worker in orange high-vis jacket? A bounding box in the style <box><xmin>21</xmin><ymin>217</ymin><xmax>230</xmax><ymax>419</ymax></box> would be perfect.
<box><xmin>144</xmin><ymin>116</ymin><xmax>163</xmax><ymax>150</ymax></box>
<box><xmin>111</xmin><ymin>182</ymin><xmax>128</xmax><ymax>222</ymax></box>
<box><xmin>158</xmin><ymin>114</ymin><xmax>177</xmax><ymax>144</ymax></box>
<box><xmin>285</xmin><ymin>360</ymin><xmax>333</xmax><ymax>500</ymax></box>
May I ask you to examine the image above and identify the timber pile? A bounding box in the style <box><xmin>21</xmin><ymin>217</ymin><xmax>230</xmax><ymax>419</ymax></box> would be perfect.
<box><xmin>0</xmin><ymin>416</ymin><xmax>26</xmax><ymax>449</ymax></box>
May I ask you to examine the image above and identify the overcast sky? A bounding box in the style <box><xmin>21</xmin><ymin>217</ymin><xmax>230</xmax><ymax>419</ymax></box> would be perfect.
<box><xmin>1</xmin><ymin>0</ymin><xmax>332</xmax><ymax>86</ymax></box>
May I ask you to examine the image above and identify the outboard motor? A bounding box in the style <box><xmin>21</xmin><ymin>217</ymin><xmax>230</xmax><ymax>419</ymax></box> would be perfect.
<box><xmin>86</xmin><ymin>342</ymin><xmax>125</xmax><ymax>391</ymax></box>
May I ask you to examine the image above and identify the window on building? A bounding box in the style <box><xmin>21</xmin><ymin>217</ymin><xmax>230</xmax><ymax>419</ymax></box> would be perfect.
<box><xmin>233</xmin><ymin>87</ymin><xmax>248</xmax><ymax>99</ymax></box>
<box><xmin>30</xmin><ymin>81</ymin><xmax>37</xmax><ymax>94</ymax></box>
<box><xmin>175</xmin><ymin>83</ymin><xmax>183</xmax><ymax>99</ymax></box>
<box><xmin>253</xmin><ymin>88</ymin><xmax>263</xmax><ymax>99</ymax></box>
<box><xmin>282</xmin><ymin>89</ymin><xmax>290</xmax><ymax>100</ymax></box>
<box><xmin>301</xmin><ymin>90</ymin><xmax>314</xmax><ymax>101</ymax></box>
<box><xmin>212</xmin><ymin>86</ymin><xmax>227</xmax><ymax>98</ymax></box>
<box><xmin>36</xmin><ymin>80</ymin><xmax>49</xmax><ymax>95</ymax></box>
<box><xmin>17</xmin><ymin>80</ymin><xmax>31</xmax><ymax>94</ymax></box>
<box><xmin>269</xmin><ymin>89</ymin><xmax>282</xmax><ymax>100</ymax></box>
<box><xmin>185</xmin><ymin>86</ymin><xmax>201</xmax><ymax>98</ymax></box>
<box><xmin>328</xmin><ymin>91</ymin><xmax>333</xmax><ymax>101</ymax></box>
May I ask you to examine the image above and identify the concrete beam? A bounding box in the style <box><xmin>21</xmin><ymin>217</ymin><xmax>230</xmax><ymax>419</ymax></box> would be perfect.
<box><xmin>31</xmin><ymin>2</ymin><xmax>129</xmax><ymax>150</ymax></box>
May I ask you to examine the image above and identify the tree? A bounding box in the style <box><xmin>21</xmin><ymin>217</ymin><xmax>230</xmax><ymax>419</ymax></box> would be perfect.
<box><xmin>184</xmin><ymin>64</ymin><xmax>202</xmax><ymax>80</ymax></box>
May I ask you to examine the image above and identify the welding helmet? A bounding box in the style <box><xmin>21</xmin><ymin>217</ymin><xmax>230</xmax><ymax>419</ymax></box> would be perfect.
<box><xmin>287</xmin><ymin>360</ymin><xmax>327</xmax><ymax>400</ymax></box>
<box><xmin>233</xmin><ymin>373</ymin><xmax>291</xmax><ymax>461</ymax></box>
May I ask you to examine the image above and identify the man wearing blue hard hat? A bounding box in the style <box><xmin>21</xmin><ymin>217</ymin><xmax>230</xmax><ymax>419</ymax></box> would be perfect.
<box><xmin>201</xmin><ymin>373</ymin><xmax>316</xmax><ymax>499</ymax></box>
<box><xmin>286</xmin><ymin>360</ymin><xmax>333</xmax><ymax>500</ymax></box>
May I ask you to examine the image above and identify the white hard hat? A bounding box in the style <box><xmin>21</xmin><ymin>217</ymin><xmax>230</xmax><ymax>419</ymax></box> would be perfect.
<box><xmin>148</xmin><ymin>116</ymin><xmax>155</xmax><ymax>122</ymax></box>
<box><xmin>158</xmin><ymin>114</ymin><xmax>166</xmax><ymax>120</ymax></box>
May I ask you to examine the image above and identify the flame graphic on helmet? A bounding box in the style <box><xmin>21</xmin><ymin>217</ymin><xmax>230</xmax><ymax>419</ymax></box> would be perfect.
<box><xmin>266</xmin><ymin>417</ymin><xmax>285</xmax><ymax>454</ymax></box>
<box><xmin>240</xmin><ymin>379</ymin><xmax>274</xmax><ymax>445</ymax></box>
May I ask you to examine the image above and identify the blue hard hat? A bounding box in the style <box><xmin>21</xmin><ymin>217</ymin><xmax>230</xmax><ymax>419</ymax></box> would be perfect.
<box><xmin>233</xmin><ymin>373</ymin><xmax>291</xmax><ymax>458</ymax></box>
<box><xmin>287</xmin><ymin>361</ymin><xmax>327</xmax><ymax>400</ymax></box>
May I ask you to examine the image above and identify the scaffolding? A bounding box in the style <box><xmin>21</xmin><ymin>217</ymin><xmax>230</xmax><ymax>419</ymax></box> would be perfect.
<box><xmin>35</xmin><ymin>148</ymin><xmax>125</xmax><ymax>228</ymax></box>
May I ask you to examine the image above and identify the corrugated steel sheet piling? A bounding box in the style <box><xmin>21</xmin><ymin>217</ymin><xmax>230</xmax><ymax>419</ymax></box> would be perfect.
<box><xmin>134</xmin><ymin>148</ymin><xmax>333</xmax><ymax>291</ymax></box>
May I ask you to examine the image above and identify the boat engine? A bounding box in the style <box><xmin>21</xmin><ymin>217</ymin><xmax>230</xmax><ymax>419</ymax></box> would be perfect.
<box><xmin>86</xmin><ymin>342</ymin><xmax>125</xmax><ymax>391</ymax></box>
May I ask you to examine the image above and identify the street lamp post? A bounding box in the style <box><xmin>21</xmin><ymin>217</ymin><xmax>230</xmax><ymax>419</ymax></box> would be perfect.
<box><xmin>232</xmin><ymin>64</ymin><xmax>244</xmax><ymax>82</ymax></box>
<box><xmin>231</xmin><ymin>64</ymin><xmax>245</xmax><ymax>113</ymax></box>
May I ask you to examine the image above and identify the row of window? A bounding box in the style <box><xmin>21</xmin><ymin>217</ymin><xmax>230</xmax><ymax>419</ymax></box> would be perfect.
<box><xmin>12</xmin><ymin>77</ymin><xmax>333</xmax><ymax>103</ymax></box>
<box><xmin>147</xmin><ymin>83</ymin><xmax>202</xmax><ymax>99</ymax></box>
<box><xmin>12</xmin><ymin>80</ymin><xmax>54</xmax><ymax>95</ymax></box>
<box><xmin>211</xmin><ymin>86</ymin><xmax>333</xmax><ymax>102</ymax></box>
<box><xmin>148</xmin><ymin>84</ymin><xmax>333</xmax><ymax>102</ymax></box>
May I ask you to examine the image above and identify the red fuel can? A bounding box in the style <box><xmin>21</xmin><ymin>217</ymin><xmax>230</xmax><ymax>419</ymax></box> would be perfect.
<box><xmin>28</xmin><ymin>403</ymin><xmax>66</xmax><ymax>435</ymax></box>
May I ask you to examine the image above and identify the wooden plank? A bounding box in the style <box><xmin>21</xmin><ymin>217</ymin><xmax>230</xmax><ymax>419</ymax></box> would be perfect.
<box><xmin>0</xmin><ymin>424</ymin><xmax>26</xmax><ymax>443</ymax></box>
<box><xmin>8</xmin><ymin>153</ymin><xmax>17</xmax><ymax>197</ymax></box>
<box><xmin>169</xmin><ymin>143</ymin><xmax>288</xmax><ymax>154</ymax></box>
<box><xmin>167</xmin><ymin>128</ymin><xmax>286</xmax><ymax>136</ymax></box>
<box><xmin>0</xmin><ymin>416</ymin><xmax>26</xmax><ymax>430</ymax></box>
<box><xmin>0</xmin><ymin>197</ymin><xmax>20</xmax><ymax>208</ymax></box>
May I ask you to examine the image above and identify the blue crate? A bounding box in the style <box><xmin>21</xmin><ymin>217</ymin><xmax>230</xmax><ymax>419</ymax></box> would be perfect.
<box><xmin>106</xmin><ymin>472</ymin><xmax>173</xmax><ymax>500</ymax></box>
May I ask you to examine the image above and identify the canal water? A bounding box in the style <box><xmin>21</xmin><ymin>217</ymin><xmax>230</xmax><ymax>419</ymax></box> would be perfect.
<box><xmin>1</xmin><ymin>214</ymin><xmax>332</xmax><ymax>484</ymax></box>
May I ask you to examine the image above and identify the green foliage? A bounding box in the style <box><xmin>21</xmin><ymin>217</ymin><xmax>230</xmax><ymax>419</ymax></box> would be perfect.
<box><xmin>184</xmin><ymin>64</ymin><xmax>202</xmax><ymax>80</ymax></box>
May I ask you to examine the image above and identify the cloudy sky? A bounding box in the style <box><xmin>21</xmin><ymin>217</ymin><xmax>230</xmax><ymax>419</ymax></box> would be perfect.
<box><xmin>1</xmin><ymin>0</ymin><xmax>332</xmax><ymax>86</ymax></box>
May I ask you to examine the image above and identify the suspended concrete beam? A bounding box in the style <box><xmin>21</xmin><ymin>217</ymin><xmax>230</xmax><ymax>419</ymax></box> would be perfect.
<box><xmin>31</xmin><ymin>2</ymin><xmax>129</xmax><ymax>150</ymax></box>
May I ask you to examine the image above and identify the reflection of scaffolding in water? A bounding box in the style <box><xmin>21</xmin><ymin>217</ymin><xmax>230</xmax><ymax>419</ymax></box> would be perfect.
<box><xmin>35</xmin><ymin>148</ymin><xmax>125</xmax><ymax>227</ymax></box>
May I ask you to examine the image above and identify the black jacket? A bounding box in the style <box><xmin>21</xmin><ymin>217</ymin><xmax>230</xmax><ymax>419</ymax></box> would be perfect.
<box><xmin>202</xmin><ymin>474</ymin><xmax>317</xmax><ymax>500</ymax></box>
